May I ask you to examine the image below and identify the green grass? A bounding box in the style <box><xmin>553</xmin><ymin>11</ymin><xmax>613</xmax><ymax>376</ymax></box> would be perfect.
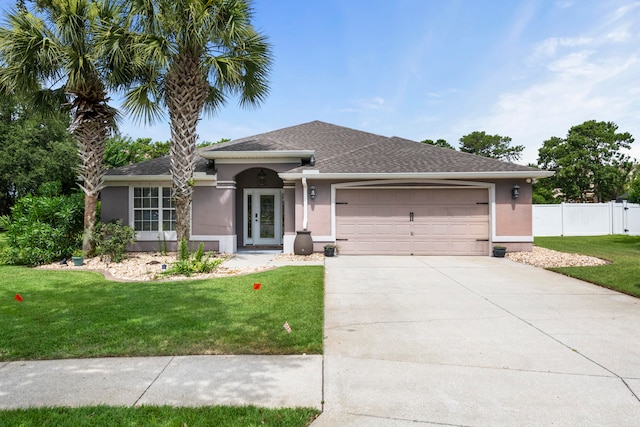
<box><xmin>535</xmin><ymin>235</ymin><xmax>640</xmax><ymax>298</ymax></box>
<box><xmin>0</xmin><ymin>265</ymin><xmax>323</xmax><ymax>361</ymax></box>
<box><xmin>0</xmin><ymin>405</ymin><xmax>320</xmax><ymax>427</ymax></box>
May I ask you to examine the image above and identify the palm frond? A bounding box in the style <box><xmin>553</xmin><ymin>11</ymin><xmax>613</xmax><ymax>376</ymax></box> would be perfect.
<box><xmin>122</xmin><ymin>80</ymin><xmax>165</xmax><ymax>124</ymax></box>
<box><xmin>29</xmin><ymin>87</ymin><xmax>70</xmax><ymax>119</ymax></box>
<box><xmin>202</xmin><ymin>85</ymin><xmax>227</xmax><ymax>117</ymax></box>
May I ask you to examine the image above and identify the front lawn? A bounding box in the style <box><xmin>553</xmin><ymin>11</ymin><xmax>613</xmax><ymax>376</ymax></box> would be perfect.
<box><xmin>535</xmin><ymin>235</ymin><xmax>640</xmax><ymax>298</ymax></box>
<box><xmin>0</xmin><ymin>265</ymin><xmax>324</xmax><ymax>361</ymax></box>
<box><xmin>0</xmin><ymin>405</ymin><xmax>320</xmax><ymax>427</ymax></box>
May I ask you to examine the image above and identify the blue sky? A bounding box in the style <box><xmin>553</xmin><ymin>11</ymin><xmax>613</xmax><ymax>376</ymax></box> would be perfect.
<box><xmin>2</xmin><ymin>0</ymin><xmax>640</xmax><ymax>165</ymax></box>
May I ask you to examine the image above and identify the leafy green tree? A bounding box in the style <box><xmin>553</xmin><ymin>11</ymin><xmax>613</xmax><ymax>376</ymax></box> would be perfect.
<box><xmin>103</xmin><ymin>0</ymin><xmax>273</xmax><ymax>246</ymax></box>
<box><xmin>0</xmin><ymin>95</ymin><xmax>78</xmax><ymax>215</ymax></box>
<box><xmin>422</xmin><ymin>138</ymin><xmax>454</xmax><ymax>149</ymax></box>
<box><xmin>459</xmin><ymin>131</ymin><xmax>524</xmax><ymax>162</ymax></box>
<box><xmin>0</xmin><ymin>0</ymin><xmax>130</xmax><ymax>252</ymax></box>
<box><xmin>537</xmin><ymin>120</ymin><xmax>634</xmax><ymax>203</ymax></box>
<box><xmin>104</xmin><ymin>136</ymin><xmax>171</xmax><ymax>168</ymax></box>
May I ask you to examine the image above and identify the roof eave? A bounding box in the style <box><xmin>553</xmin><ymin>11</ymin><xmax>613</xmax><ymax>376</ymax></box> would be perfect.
<box><xmin>103</xmin><ymin>173</ymin><xmax>216</xmax><ymax>184</ymax></box>
<box><xmin>278</xmin><ymin>170</ymin><xmax>555</xmax><ymax>180</ymax></box>
<box><xmin>200</xmin><ymin>150</ymin><xmax>315</xmax><ymax>160</ymax></box>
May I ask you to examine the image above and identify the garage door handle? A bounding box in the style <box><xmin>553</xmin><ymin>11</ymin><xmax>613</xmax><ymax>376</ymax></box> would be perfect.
<box><xmin>476</xmin><ymin>239</ymin><xmax>489</xmax><ymax>242</ymax></box>
<box><xmin>409</xmin><ymin>212</ymin><xmax>414</xmax><ymax>222</ymax></box>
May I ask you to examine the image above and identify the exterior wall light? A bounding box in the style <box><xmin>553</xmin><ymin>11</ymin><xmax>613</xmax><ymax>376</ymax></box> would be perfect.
<box><xmin>257</xmin><ymin>169</ymin><xmax>267</xmax><ymax>187</ymax></box>
<box><xmin>310</xmin><ymin>185</ymin><xmax>316</xmax><ymax>200</ymax></box>
<box><xmin>512</xmin><ymin>184</ymin><xmax>520</xmax><ymax>200</ymax></box>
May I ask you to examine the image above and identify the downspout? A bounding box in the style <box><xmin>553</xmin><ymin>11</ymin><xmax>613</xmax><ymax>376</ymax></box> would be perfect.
<box><xmin>302</xmin><ymin>177</ymin><xmax>308</xmax><ymax>230</ymax></box>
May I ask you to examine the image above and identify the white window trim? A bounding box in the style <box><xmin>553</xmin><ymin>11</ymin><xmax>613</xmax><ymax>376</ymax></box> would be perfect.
<box><xmin>129</xmin><ymin>185</ymin><xmax>178</xmax><ymax>241</ymax></box>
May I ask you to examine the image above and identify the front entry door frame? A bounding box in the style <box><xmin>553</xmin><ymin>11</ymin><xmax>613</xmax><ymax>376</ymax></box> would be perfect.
<box><xmin>243</xmin><ymin>188</ymin><xmax>283</xmax><ymax>246</ymax></box>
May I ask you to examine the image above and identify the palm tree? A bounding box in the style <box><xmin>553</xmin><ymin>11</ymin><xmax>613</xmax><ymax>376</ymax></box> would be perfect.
<box><xmin>110</xmin><ymin>0</ymin><xmax>272</xmax><ymax>246</ymax></box>
<box><xmin>0</xmin><ymin>0</ymin><xmax>123</xmax><ymax>253</ymax></box>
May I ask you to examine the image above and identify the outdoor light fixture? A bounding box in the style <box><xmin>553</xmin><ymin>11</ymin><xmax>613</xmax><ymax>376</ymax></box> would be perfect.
<box><xmin>257</xmin><ymin>169</ymin><xmax>267</xmax><ymax>187</ymax></box>
<box><xmin>512</xmin><ymin>184</ymin><xmax>520</xmax><ymax>200</ymax></box>
<box><xmin>310</xmin><ymin>185</ymin><xmax>316</xmax><ymax>200</ymax></box>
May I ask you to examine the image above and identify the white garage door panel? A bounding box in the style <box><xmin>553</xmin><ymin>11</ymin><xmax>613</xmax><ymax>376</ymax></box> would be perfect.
<box><xmin>336</xmin><ymin>188</ymin><xmax>489</xmax><ymax>255</ymax></box>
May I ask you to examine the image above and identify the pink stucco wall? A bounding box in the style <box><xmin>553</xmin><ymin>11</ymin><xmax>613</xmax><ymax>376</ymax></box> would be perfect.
<box><xmin>192</xmin><ymin>186</ymin><xmax>234</xmax><ymax>235</ymax></box>
<box><xmin>494</xmin><ymin>179</ymin><xmax>532</xmax><ymax>236</ymax></box>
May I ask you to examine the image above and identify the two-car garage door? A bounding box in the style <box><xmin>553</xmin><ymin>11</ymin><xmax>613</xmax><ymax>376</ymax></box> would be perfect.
<box><xmin>335</xmin><ymin>188</ymin><xmax>489</xmax><ymax>255</ymax></box>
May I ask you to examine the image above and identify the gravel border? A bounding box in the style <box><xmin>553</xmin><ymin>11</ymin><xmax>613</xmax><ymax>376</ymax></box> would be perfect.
<box><xmin>506</xmin><ymin>246</ymin><xmax>608</xmax><ymax>268</ymax></box>
<box><xmin>36</xmin><ymin>247</ymin><xmax>607</xmax><ymax>282</ymax></box>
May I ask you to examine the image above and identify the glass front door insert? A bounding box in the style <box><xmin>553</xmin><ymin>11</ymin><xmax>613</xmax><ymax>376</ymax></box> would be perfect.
<box><xmin>244</xmin><ymin>189</ymin><xmax>282</xmax><ymax>245</ymax></box>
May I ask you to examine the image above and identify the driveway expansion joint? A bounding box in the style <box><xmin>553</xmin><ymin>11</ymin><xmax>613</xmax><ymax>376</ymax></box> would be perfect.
<box><xmin>343</xmin><ymin>411</ymin><xmax>471</xmax><ymax>426</ymax></box>
<box><xmin>133</xmin><ymin>356</ymin><xmax>175</xmax><ymax>407</ymax></box>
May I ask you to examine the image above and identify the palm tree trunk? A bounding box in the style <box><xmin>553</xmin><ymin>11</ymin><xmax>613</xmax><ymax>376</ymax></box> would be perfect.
<box><xmin>73</xmin><ymin>110</ymin><xmax>110</xmax><ymax>254</ymax></box>
<box><xmin>165</xmin><ymin>53</ymin><xmax>209</xmax><ymax>252</ymax></box>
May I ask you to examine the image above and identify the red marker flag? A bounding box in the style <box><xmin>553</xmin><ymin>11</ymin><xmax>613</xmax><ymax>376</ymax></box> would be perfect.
<box><xmin>14</xmin><ymin>294</ymin><xmax>23</xmax><ymax>302</ymax></box>
<box><xmin>253</xmin><ymin>283</ymin><xmax>261</xmax><ymax>290</ymax></box>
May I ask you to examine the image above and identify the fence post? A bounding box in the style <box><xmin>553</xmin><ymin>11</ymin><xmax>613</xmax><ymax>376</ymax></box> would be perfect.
<box><xmin>560</xmin><ymin>202</ymin><xmax>565</xmax><ymax>236</ymax></box>
<box><xmin>609</xmin><ymin>201</ymin><xmax>613</xmax><ymax>235</ymax></box>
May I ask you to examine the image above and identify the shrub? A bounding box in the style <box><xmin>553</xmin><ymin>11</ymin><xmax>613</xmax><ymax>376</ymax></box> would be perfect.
<box><xmin>0</xmin><ymin>193</ymin><xmax>84</xmax><ymax>265</ymax></box>
<box><xmin>92</xmin><ymin>220</ymin><xmax>137</xmax><ymax>263</ymax></box>
<box><xmin>178</xmin><ymin>238</ymin><xmax>190</xmax><ymax>261</ymax></box>
<box><xmin>164</xmin><ymin>242</ymin><xmax>222</xmax><ymax>277</ymax></box>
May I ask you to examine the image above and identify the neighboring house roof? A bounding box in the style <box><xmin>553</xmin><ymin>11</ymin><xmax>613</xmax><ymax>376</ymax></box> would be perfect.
<box><xmin>105</xmin><ymin>120</ymin><xmax>553</xmax><ymax>180</ymax></box>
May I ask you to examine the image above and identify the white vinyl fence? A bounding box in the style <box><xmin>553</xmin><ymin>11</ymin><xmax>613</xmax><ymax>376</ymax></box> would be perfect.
<box><xmin>533</xmin><ymin>201</ymin><xmax>640</xmax><ymax>236</ymax></box>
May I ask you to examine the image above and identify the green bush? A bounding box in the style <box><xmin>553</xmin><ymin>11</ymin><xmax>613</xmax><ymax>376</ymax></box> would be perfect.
<box><xmin>92</xmin><ymin>220</ymin><xmax>137</xmax><ymax>263</ymax></box>
<box><xmin>165</xmin><ymin>242</ymin><xmax>222</xmax><ymax>277</ymax></box>
<box><xmin>0</xmin><ymin>193</ymin><xmax>83</xmax><ymax>265</ymax></box>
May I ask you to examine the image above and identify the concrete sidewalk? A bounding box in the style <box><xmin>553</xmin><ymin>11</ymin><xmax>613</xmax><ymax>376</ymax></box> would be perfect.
<box><xmin>0</xmin><ymin>355</ymin><xmax>322</xmax><ymax>409</ymax></box>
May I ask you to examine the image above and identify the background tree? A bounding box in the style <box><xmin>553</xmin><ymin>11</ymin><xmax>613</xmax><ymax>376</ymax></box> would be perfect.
<box><xmin>0</xmin><ymin>0</ymin><xmax>127</xmax><ymax>252</ymax></box>
<box><xmin>0</xmin><ymin>94</ymin><xmax>78</xmax><ymax>215</ymax></box>
<box><xmin>537</xmin><ymin>120</ymin><xmax>634</xmax><ymax>203</ymax></box>
<box><xmin>103</xmin><ymin>136</ymin><xmax>231</xmax><ymax>169</ymax></box>
<box><xmin>422</xmin><ymin>138</ymin><xmax>454</xmax><ymax>149</ymax></box>
<box><xmin>106</xmin><ymin>0</ymin><xmax>272</xmax><ymax>246</ymax></box>
<box><xmin>104</xmin><ymin>136</ymin><xmax>170</xmax><ymax>168</ymax></box>
<box><xmin>459</xmin><ymin>131</ymin><xmax>524</xmax><ymax>162</ymax></box>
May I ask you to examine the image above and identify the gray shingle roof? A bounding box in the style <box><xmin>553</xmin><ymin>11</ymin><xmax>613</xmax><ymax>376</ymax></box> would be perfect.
<box><xmin>204</xmin><ymin>120</ymin><xmax>537</xmax><ymax>174</ymax></box>
<box><xmin>107</xmin><ymin>120</ymin><xmax>540</xmax><ymax>176</ymax></box>
<box><xmin>106</xmin><ymin>154</ymin><xmax>213</xmax><ymax>176</ymax></box>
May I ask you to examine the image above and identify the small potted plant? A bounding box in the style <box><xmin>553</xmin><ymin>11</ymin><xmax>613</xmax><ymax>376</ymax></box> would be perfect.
<box><xmin>492</xmin><ymin>245</ymin><xmax>507</xmax><ymax>258</ymax></box>
<box><xmin>324</xmin><ymin>244</ymin><xmax>337</xmax><ymax>257</ymax></box>
<box><xmin>71</xmin><ymin>249</ymin><xmax>84</xmax><ymax>266</ymax></box>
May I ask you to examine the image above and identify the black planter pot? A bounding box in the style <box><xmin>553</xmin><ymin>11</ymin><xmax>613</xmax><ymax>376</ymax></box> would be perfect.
<box><xmin>493</xmin><ymin>247</ymin><xmax>506</xmax><ymax>258</ymax></box>
<box><xmin>324</xmin><ymin>246</ymin><xmax>336</xmax><ymax>257</ymax></box>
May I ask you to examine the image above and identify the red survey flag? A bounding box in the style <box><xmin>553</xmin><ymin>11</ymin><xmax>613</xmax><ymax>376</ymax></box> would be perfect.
<box><xmin>14</xmin><ymin>294</ymin><xmax>23</xmax><ymax>302</ymax></box>
<box><xmin>253</xmin><ymin>283</ymin><xmax>261</xmax><ymax>290</ymax></box>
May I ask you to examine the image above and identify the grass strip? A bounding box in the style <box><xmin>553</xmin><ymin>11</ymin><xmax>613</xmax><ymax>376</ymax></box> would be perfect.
<box><xmin>535</xmin><ymin>235</ymin><xmax>640</xmax><ymax>298</ymax></box>
<box><xmin>0</xmin><ymin>405</ymin><xmax>320</xmax><ymax>427</ymax></box>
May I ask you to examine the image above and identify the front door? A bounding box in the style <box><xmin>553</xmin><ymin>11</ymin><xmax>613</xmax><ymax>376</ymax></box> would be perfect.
<box><xmin>243</xmin><ymin>189</ymin><xmax>283</xmax><ymax>246</ymax></box>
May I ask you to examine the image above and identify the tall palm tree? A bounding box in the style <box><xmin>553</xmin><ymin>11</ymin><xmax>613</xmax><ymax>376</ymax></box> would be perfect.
<box><xmin>111</xmin><ymin>0</ymin><xmax>272</xmax><ymax>247</ymax></box>
<box><xmin>0</xmin><ymin>0</ymin><xmax>123</xmax><ymax>253</ymax></box>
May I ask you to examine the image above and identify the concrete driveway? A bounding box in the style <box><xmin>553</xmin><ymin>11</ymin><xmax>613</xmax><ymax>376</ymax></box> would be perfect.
<box><xmin>313</xmin><ymin>256</ymin><xmax>640</xmax><ymax>426</ymax></box>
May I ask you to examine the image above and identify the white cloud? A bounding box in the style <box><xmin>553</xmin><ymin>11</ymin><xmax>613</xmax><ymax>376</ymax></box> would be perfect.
<box><xmin>555</xmin><ymin>1</ymin><xmax>574</xmax><ymax>8</ymax></box>
<box><xmin>608</xmin><ymin>1</ymin><xmax>640</xmax><ymax>23</ymax></box>
<box><xmin>527</xmin><ymin>37</ymin><xmax>592</xmax><ymax>65</ymax></box>
<box><xmin>358</xmin><ymin>96</ymin><xmax>385</xmax><ymax>109</ymax></box>
<box><xmin>338</xmin><ymin>96</ymin><xmax>388</xmax><ymax>114</ymax></box>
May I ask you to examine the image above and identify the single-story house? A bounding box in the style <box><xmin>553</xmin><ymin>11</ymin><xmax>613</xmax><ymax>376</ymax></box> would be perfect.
<box><xmin>101</xmin><ymin>120</ymin><xmax>553</xmax><ymax>255</ymax></box>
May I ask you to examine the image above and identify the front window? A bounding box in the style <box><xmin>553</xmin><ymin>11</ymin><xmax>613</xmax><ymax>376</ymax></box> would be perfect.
<box><xmin>133</xmin><ymin>187</ymin><xmax>175</xmax><ymax>232</ymax></box>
